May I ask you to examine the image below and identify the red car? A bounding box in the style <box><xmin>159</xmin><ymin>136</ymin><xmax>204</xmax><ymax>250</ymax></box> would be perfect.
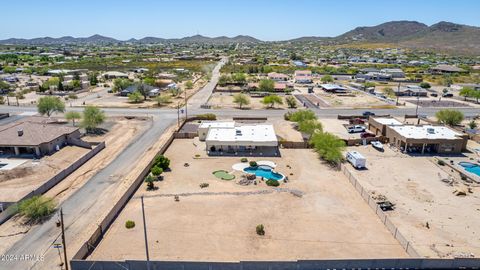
<box><xmin>349</xmin><ymin>118</ymin><xmax>365</xmax><ymax>125</ymax></box>
<box><xmin>360</xmin><ymin>132</ymin><xmax>376</xmax><ymax>138</ymax></box>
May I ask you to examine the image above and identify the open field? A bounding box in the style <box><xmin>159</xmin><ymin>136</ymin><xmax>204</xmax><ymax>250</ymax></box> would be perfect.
<box><xmin>0</xmin><ymin>116</ymin><xmax>150</xmax><ymax>255</ymax></box>
<box><xmin>208</xmin><ymin>92</ymin><xmax>289</xmax><ymax>110</ymax></box>
<box><xmin>345</xmin><ymin>145</ymin><xmax>480</xmax><ymax>258</ymax></box>
<box><xmin>90</xmin><ymin>139</ymin><xmax>407</xmax><ymax>261</ymax></box>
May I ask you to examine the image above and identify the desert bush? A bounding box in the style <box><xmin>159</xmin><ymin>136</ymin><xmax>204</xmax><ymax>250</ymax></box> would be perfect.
<box><xmin>18</xmin><ymin>196</ymin><xmax>56</xmax><ymax>222</ymax></box>
<box><xmin>256</xmin><ymin>224</ymin><xmax>265</xmax><ymax>235</ymax></box>
<box><xmin>240</xmin><ymin>158</ymin><xmax>248</xmax><ymax>163</ymax></box>
<box><xmin>249</xmin><ymin>161</ymin><xmax>257</xmax><ymax>167</ymax></box>
<box><xmin>153</xmin><ymin>155</ymin><xmax>170</xmax><ymax>170</ymax></box>
<box><xmin>437</xmin><ymin>160</ymin><xmax>446</xmax><ymax>166</ymax></box>
<box><xmin>266</xmin><ymin>179</ymin><xmax>280</xmax><ymax>187</ymax></box>
<box><xmin>199</xmin><ymin>183</ymin><xmax>209</xmax><ymax>188</ymax></box>
<box><xmin>125</xmin><ymin>220</ymin><xmax>135</xmax><ymax>229</ymax></box>
<box><xmin>196</xmin><ymin>113</ymin><xmax>216</xmax><ymax>120</ymax></box>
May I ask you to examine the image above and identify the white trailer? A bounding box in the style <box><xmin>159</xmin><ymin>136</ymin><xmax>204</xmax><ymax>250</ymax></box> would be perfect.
<box><xmin>346</xmin><ymin>151</ymin><xmax>366</xmax><ymax>169</ymax></box>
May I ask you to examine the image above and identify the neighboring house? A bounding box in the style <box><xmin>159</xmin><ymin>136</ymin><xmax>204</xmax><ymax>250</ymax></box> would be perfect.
<box><xmin>320</xmin><ymin>84</ymin><xmax>348</xmax><ymax>93</ymax></box>
<box><xmin>133</xmin><ymin>68</ymin><xmax>149</xmax><ymax>73</ymax></box>
<box><xmin>102</xmin><ymin>71</ymin><xmax>129</xmax><ymax>79</ymax></box>
<box><xmin>396</xmin><ymin>85</ymin><xmax>428</xmax><ymax>97</ymax></box>
<box><xmin>267</xmin><ymin>72</ymin><xmax>289</xmax><ymax>81</ymax></box>
<box><xmin>0</xmin><ymin>118</ymin><xmax>86</xmax><ymax>157</ymax></box>
<box><xmin>380</xmin><ymin>68</ymin><xmax>405</xmax><ymax>78</ymax></box>
<box><xmin>356</xmin><ymin>72</ymin><xmax>392</xmax><ymax>81</ymax></box>
<box><xmin>367</xmin><ymin>117</ymin><xmax>467</xmax><ymax>154</ymax></box>
<box><xmin>429</xmin><ymin>65</ymin><xmax>465</xmax><ymax>74</ymax></box>
<box><xmin>119</xmin><ymin>84</ymin><xmax>160</xmax><ymax>97</ymax></box>
<box><xmin>247</xmin><ymin>82</ymin><xmax>290</xmax><ymax>92</ymax></box>
<box><xmin>293</xmin><ymin>61</ymin><xmax>307</xmax><ymax>67</ymax></box>
<box><xmin>294</xmin><ymin>70</ymin><xmax>312</xmax><ymax>84</ymax></box>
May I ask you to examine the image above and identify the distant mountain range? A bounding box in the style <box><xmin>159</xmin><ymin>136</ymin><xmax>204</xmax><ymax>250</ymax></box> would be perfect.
<box><xmin>1</xmin><ymin>21</ymin><xmax>479</xmax><ymax>54</ymax></box>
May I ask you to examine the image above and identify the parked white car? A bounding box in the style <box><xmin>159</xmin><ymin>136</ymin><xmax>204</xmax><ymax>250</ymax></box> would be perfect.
<box><xmin>348</xmin><ymin>125</ymin><xmax>366</xmax><ymax>133</ymax></box>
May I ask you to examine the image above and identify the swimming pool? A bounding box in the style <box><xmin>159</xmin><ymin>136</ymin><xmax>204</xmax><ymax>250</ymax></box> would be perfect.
<box><xmin>459</xmin><ymin>162</ymin><xmax>480</xmax><ymax>177</ymax></box>
<box><xmin>244</xmin><ymin>165</ymin><xmax>284</xmax><ymax>181</ymax></box>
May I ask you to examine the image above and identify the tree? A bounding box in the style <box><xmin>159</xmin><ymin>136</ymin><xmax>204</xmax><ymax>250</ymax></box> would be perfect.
<box><xmin>443</xmin><ymin>75</ymin><xmax>453</xmax><ymax>87</ymax></box>
<box><xmin>112</xmin><ymin>78</ymin><xmax>132</xmax><ymax>92</ymax></box>
<box><xmin>82</xmin><ymin>105</ymin><xmax>106</xmax><ymax>132</ymax></box>
<box><xmin>310</xmin><ymin>132</ymin><xmax>346</xmax><ymax>165</ymax></box>
<box><xmin>261</xmin><ymin>94</ymin><xmax>283</xmax><ymax>108</ymax></box>
<box><xmin>128</xmin><ymin>91</ymin><xmax>143</xmax><ymax>103</ymax></box>
<box><xmin>185</xmin><ymin>80</ymin><xmax>194</xmax><ymax>89</ymax></box>
<box><xmin>419</xmin><ymin>82</ymin><xmax>431</xmax><ymax>89</ymax></box>
<box><xmin>435</xmin><ymin>109</ymin><xmax>464</xmax><ymax>126</ymax></box>
<box><xmin>145</xmin><ymin>175</ymin><xmax>156</xmax><ymax>190</ymax></box>
<box><xmin>382</xmin><ymin>87</ymin><xmax>395</xmax><ymax>98</ymax></box>
<box><xmin>259</xmin><ymin>79</ymin><xmax>275</xmax><ymax>92</ymax></box>
<box><xmin>143</xmin><ymin>77</ymin><xmax>156</xmax><ymax>86</ymax></box>
<box><xmin>37</xmin><ymin>96</ymin><xmax>65</xmax><ymax>117</ymax></box>
<box><xmin>298</xmin><ymin>119</ymin><xmax>323</xmax><ymax>136</ymax></box>
<box><xmin>155</xmin><ymin>94</ymin><xmax>171</xmax><ymax>106</ymax></box>
<box><xmin>459</xmin><ymin>87</ymin><xmax>473</xmax><ymax>101</ymax></box>
<box><xmin>287</xmin><ymin>109</ymin><xmax>317</xmax><ymax>122</ymax></box>
<box><xmin>232</xmin><ymin>73</ymin><xmax>246</xmax><ymax>84</ymax></box>
<box><xmin>153</xmin><ymin>155</ymin><xmax>170</xmax><ymax>170</ymax></box>
<box><xmin>170</xmin><ymin>87</ymin><xmax>183</xmax><ymax>97</ymax></box>
<box><xmin>285</xmin><ymin>96</ymin><xmax>297</xmax><ymax>108</ymax></box>
<box><xmin>363</xmin><ymin>82</ymin><xmax>376</xmax><ymax>89</ymax></box>
<box><xmin>18</xmin><ymin>195</ymin><xmax>56</xmax><ymax>222</ymax></box>
<box><xmin>89</xmin><ymin>72</ymin><xmax>99</xmax><ymax>86</ymax></box>
<box><xmin>218</xmin><ymin>74</ymin><xmax>230</xmax><ymax>86</ymax></box>
<box><xmin>321</xmin><ymin>75</ymin><xmax>334</xmax><ymax>83</ymax></box>
<box><xmin>136</xmin><ymin>84</ymin><xmax>149</xmax><ymax>100</ymax></box>
<box><xmin>472</xmin><ymin>90</ymin><xmax>480</xmax><ymax>103</ymax></box>
<box><xmin>151</xmin><ymin>166</ymin><xmax>163</xmax><ymax>177</ymax></box>
<box><xmin>65</xmin><ymin>111</ymin><xmax>81</xmax><ymax>126</ymax></box>
<box><xmin>233</xmin><ymin>93</ymin><xmax>250</xmax><ymax>109</ymax></box>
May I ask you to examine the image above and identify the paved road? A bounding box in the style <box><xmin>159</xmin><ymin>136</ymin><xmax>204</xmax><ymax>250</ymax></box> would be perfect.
<box><xmin>0</xmin><ymin>59</ymin><xmax>229</xmax><ymax>270</ymax></box>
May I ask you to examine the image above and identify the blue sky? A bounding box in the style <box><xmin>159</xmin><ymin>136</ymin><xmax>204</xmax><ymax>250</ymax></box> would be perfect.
<box><xmin>1</xmin><ymin>0</ymin><xmax>479</xmax><ymax>40</ymax></box>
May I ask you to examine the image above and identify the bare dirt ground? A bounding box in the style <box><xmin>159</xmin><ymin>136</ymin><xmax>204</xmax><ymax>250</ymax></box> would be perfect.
<box><xmin>319</xmin><ymin>118</ymin><xmax>362</xmax><ymax>139</ymax></box>
<box><xmin>208</xmin><ymin>93</ymin><xmax>289</xmax><ymax>110</ymax></box>
<box><xmin>84</xmin><ymin>78</ymin><xmax>207</xmax><ymax>109</ymax></box>
<box><xmin>0</xmin><ymin>117</ymin><xmax>150</xmax><ymax>255</ymax></box>
<box><xmin>0</xmin><ymin>146</ymin><xmax>90</xmax><ymax>203</ymax></box>
<box><xmin>345</xmin><ymin>145</ymin><xmax>480</xmax><ymax>258</ymax></box>
<box><xmin>90</xmin><ymin>140</ymin><xmax>407</xmax><ymax>261</ymax></box>
<box><xmin>315</xmin><ymin>90</ymin><xmax>391</xmax><ymax>109</ymax></box>
<box><xmin>270</xmin><ymin>119</ymin><xmax>304</xmax><ymax>141</ymax></box>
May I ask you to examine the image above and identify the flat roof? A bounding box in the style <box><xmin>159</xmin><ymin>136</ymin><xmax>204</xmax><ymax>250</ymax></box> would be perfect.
<box><xmin>206</xmin><ymin>125</ymin><xmax>277</xmax><ymax>146</ymax></box>
<box><xmin>320</xmin><ymin>84</ymin><xmax>347</xmax><ymax>90</ymax></box>
<box><xmin>373</xmin><ymin>118</ymin><xmax>403</xmax><ymax>126</ymax></box>
<box><xmin>199</xmin><ymin>121</ymin><xmax>235</xmax><ymax>129</ymax></box>
<box><xmin>390</xmin><ymin>125</ymin><xmax>462</xmax><ymax>140</ymax></box>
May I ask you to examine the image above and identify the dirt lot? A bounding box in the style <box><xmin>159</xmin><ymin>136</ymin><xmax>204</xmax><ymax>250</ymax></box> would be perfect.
<box><xmin>319</xmin><ymin>118</ymin><xmax>363</xmax><ymax>139</ymax></box>
<box><xmin>0</xmin><ymin>117</ymin><xmax>151</xmax><ymax>255</ymax></box>
<box><xmin>0</xmin><ymin>146</ymin><xmax>90</xmax><ymax>203</ymax></box>
<box><xmin>84</xmin><ymin>78</ymin><xmax>207</xmax><ymax>109</ymax></box>
<box><xmin>345</xmin><ymin>145</ymin><xmax>480</xmax><ymax>258</ymax></box>
<box><xmin>208</xmin><ymin>92</ymin><xmax>289</xmax><ymax>110</ymax></box>
<box><xmin>314</xmin><ymin>90</ymin><xmax>391</xmax><ymax>109</ymax></box>
<box><xmin>90</xmin><ymin>139</ymin><xmax>407</xmax><ymax>261</ymax></box>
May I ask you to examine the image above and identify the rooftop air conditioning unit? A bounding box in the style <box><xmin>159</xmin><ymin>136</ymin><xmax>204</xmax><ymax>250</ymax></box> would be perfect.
<box><xmin>427</xmin><ymin>128</ymin><xmax>435</xmax><ymax>134</ymax></box>
<box><xmin>17</xmin><ymin>129</ymin><xmax>23</xmax><ymax>136</ymax></box>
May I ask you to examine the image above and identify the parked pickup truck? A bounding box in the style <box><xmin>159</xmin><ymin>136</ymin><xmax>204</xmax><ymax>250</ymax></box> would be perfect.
<box><xmin>348</xmin><ymin>125</ymin><xmax>366</xmax><ymax>133</ymax></box>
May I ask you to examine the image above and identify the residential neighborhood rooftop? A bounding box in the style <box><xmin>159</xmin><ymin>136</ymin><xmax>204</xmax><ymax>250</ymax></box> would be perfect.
<box><xmin>389</xmin><ymin>125</ymin><xmax>462</xmax><ymax>140</ymax></box>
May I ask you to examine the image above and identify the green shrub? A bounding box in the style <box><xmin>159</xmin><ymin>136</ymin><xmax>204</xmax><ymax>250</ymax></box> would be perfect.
<box><xmin>437</xmin><ymin>160</ymin><xmax>446</xmax><ymax>166</ymax></box>
<box><xmin>240</xmin><ymin>158</ymin><xmax>248</xmax><ymax>163</ymax></box>
<box><xmin>145</xmin><ymin>175</ymin><xmax>156</xmax><ymax>190</ymax></box>
<box><xmin>266</xmin><ymin>179</ymin><xmax>280</xmax><ymax>187</ymax></box>
<box><xmin>125</xmin><ymin>220</ymin><xmax>135</xmax><ymax>229</ymax></box>
<box><xmin>249</xmin><ymin>161</ymin><xmax>257</xmax><ymax>167</ymax></box>
<box><xmin>151</xmin><ymin>166</ymin><xmax>163</xmax><ymax>177</ymax></box>
<box><xmin>18</xmin><ymin>196</ymin><xmax>57</xmax><ymax>222</ymax></box>
<box><xmin>68</xmin><ymin>93</ymin><xmax>78</xmax><ymax>99</ymax></box>
<box><xmin>284</xmin><ymin>111</ymin><xmax>292</xmax><ymax>121</ymax></box>
<box><xmin>200</xmin><ymin>183</ymin><xmax>209</xmax><ymax>188</ymax></box>
<box><xmin>460</xmin><ymin>174</ymin><xmax>467</xmax><ymax>181</ymax></box>
<box><xmin>153</xmin><ymin>155</ymin><xmax>170</xmax><ymax>170</ymax></box>
<box><xmin>196</xmin><ymin>113</ymin><xmax>216</xmax><ymax>120</ymax></box>
<box><xmin>256</xmin><ymin>224</ymin><xmax>265</xmax><ymax>235</ymax></box>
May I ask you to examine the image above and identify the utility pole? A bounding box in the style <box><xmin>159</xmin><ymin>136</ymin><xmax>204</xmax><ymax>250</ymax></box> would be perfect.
<box><xmin>60</xmin><ymin>208</ymin><xmax>69</xmax><ymax>270</ymax></box>
<box><xmin>184</xmin><ymin>87</ymin><xmax>188</xmax><ymax>120</ymax></box>
<box><xmin>177</xmin><ymin>103</ymin><xmax>180</xmax><ymax>127</ymax></box>
<box><xmin>141</xmin><ymin>196</ymin><xmax>151</xmax><ymax>270</ymax></box>
<box><xmin>396</xmin><ymin>82</ymin><xmax>401</xmax><ymax>106</ymax></box>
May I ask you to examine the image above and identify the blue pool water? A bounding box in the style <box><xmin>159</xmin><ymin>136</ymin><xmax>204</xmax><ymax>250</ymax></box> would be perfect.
<box><xmin>244</xmin><ymin>165</ymin><xmax>284</xmax><ymax>181</ymax></box>
<box><xmin>459</xmin><ymin>162</ymin><xmax>480</xmax><ymax>176</ymax></box>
